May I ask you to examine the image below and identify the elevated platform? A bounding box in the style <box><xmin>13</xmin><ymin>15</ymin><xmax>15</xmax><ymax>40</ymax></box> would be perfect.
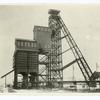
<box><xmin>48</xmin><ymin>9</ymin><xmax>60</xmax><ymax>15</ymax></box>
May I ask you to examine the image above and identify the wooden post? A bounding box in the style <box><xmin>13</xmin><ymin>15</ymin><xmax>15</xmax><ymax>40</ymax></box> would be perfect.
<box><xmin>5</xmin><ymin>76</ymin><xmax>6</xmax><ymax>88</ymax></box>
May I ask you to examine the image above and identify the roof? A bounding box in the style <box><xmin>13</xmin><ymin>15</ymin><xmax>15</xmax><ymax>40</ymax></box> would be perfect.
<box><xmin>15</xmin><ymin>38</ymin><xmax>37</xmax><ymax>43</ymax></box>
<box><xmin>33</xmin><ymin>25</ymin><xmax>51</xmax><ymax>32</ymax></box>
<box><xmin>48</xmin><ymin>9</ymin><xmax>60</xmax><ymax>15</ymax></box>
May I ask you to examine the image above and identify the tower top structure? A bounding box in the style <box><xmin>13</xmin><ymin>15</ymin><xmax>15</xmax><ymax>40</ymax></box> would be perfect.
<box><xmin>48</xmin><ymin>9</ymin><xmax>60</xmax><ymax>15</ymax></box>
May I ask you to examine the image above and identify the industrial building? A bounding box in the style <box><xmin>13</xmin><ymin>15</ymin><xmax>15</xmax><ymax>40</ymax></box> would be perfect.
<box><xmin>1</xmin><ymin>9</ymin><xmax>100</xmax><ymax>91</ymax></box>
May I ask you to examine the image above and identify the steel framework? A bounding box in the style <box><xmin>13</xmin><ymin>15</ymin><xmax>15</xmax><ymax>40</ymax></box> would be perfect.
<box><xmin>47</xmin><ymin>25</ymin><xmax>63</xmax><ymax>88</ymax></box>
<box><xmin>1</xmin><ymin>9</ymin><xmax>98</xmax><ymax>89</ymax></box>
<box><xmin>48</xmin><ymin>9</ymin><xmax>95</xmax><ymax>87</ymax></box>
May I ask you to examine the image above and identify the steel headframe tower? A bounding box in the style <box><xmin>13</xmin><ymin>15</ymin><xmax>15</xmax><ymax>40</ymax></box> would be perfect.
<box><xmin>48</xmin><ymin>9</ymin><xmax>95</xmax><ymax>87</ymax></box>
<box><xmin>48</xmin><ymin>9</ymin><xmax>63</xmax><ymax>88</ymax></box>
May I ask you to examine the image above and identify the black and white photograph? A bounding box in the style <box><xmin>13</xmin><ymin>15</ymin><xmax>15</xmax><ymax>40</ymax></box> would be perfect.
<box><xmin>0</xmin><ymin>3</ymin><xmax>100</xmax><ymax>95</ymax></box>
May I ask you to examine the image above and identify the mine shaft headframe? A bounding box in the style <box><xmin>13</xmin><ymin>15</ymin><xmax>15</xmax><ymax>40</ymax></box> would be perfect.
<box><xmin>48</xmin><ymin>9</ymin><xmax>96</xmax><ymax>87</ymax></box>
<box><xmin>48</xmin><ymin>9</ymin><xmax>60</xmax><ymax>16</ymax></box>
<box><xmin>48</xmin><ymin>9</ymin><xmax>61</xmax><ymax>32</ymax></box>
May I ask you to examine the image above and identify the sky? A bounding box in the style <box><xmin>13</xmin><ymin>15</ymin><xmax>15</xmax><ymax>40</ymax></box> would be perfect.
<box><xmin>0</xmin><ymin>4</ymin><xmax>100</xmax><ymax>85</ymax></box>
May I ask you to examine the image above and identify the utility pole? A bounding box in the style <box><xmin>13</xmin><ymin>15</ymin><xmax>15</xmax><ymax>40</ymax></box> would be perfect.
<box><xmin>5</xmin><ymin>76</ymin><xmax>6</xmax><ymax>88</ymax></box>
<box><xmin>72</xmin><ymin>64</ymin><xmax>75</xmax><ymax>81</ymax></box>
<box><xmin>96</xmin><ymin>63</ymin><xmax>99</xmax><ymax>72</ymax></box>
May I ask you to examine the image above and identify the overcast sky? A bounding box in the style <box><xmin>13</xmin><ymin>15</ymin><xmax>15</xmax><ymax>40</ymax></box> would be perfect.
<box><xmin>0</xmin><ymin>4</ymin><xmax>100</xmax><ymax>85</ymax></box>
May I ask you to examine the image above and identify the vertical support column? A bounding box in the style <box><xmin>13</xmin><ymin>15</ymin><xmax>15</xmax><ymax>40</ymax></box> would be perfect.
<box><xmin>13</xmin><ymin>69</ymin><xmax>18</xmax><ymax>89</ymax></box>
<box><xmin>5</xmin><ymin>76</ymin><xmax>6</xmax><ymax>88</ymax></box>
<box><xmin>22</xmin><ymin>73</ymin><xmax>28</xmax><ymax>89</ymax></box>
<box><xmin>27</xmin><ymin>52</ymin><xmax>29</xmax><ymax>88</ymax></box>
<box><xmin>47</xmin><ymin>53</ymin><xmax>52</xmax><ymax>88</ymax></box>
<box><xmin>48</xmin><ymin>12</ymin><xmax>63</xmax><ymax>88</ymax></box>
<box><xmin>37</xmin><ymin>53</ymin><xmax>39</xmax><ymax>88</ymax></box>
<box><xmin>48</xmin><ymin>30</ymin><xmax>63</xmax><ymax>87</ymax></box>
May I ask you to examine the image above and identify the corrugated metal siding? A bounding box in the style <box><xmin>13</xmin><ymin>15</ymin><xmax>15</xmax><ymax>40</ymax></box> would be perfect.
<box><xmin>14</xmin><ymin>39</ymin><xmax>39</xmax><ymax>74</ymax></box>
<box><xmin>14</xmin><ymin>51</ymin><xmax>38</xmax><ymax>73</ymax></box>
<box><xmin>33</xmin><ymin>26</ymin><xmax>52</xmax><ymax>51</ymax></box>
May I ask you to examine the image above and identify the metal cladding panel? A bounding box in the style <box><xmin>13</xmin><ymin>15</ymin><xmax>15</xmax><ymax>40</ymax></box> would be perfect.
<box><xmin>15</xmin><ymin>39</ymin><xmax>38</xmax><ymax>51</ymax></box>
<box><xmin>33</xmin><ymin>26</ymin><xmax>52</xmax><ymax>51</ymax></box>
<box><xmin>14</xmin><ymin>51</ymin><xmax>38</xmax><ymax>73</ymax></box>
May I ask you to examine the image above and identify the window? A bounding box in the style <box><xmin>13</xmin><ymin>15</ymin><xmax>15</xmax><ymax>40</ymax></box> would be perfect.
<box><xmin>23</xmin><ymin>42</ymin><xmax>25</xmax><ymax>47</ymax></box>
<box><xmin>38</xmin><ymin>27</ymin><xmax>40</xmax><ymax>31</ymax></box>
<box><xmin>21</xmin><ymin>41</ymin><xmax>23</xmax><ymax>47</ymax></box>
<box><xmin>31</xmin><ymin>43</ymin><xmax>34</xmax><ymax>48</ymax></box>
<box><xmin>27</xmin><ymin>42</ymin><xmax>30</xmax><ymax>47</ymax></box>
<box><xmin>34</xmin><ymin>43</ymin><xmax>36</xmax><ymax>48</ymax></box>
<box><xmin>25</xmin><ymin>42</ymin><xmax>28</xmax><ymax>47</ymax></box>
<box><xmin>17</xmin><ymin>41</ymin><xmax>21</xmax><ymax>47</ymax></box>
